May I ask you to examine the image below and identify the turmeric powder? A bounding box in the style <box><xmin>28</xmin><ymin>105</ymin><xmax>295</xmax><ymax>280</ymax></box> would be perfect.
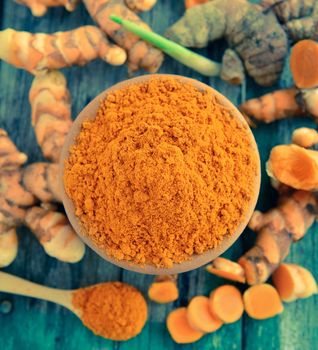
<box><xmin>64</xmin><ymin>78</ymin><xmax>258</xmax><ymax>268</ymax></box>
<box><xmin>72</xmin><ymin>282</ymin><xmax>147</xmax><ymax>340</ymax></box>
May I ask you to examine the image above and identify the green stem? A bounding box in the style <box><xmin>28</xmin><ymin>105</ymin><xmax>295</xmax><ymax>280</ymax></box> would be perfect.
<box><xmin>110</xmin><ymin>14</ymin><xmax>221</xmax><ymax>77</ymax></box>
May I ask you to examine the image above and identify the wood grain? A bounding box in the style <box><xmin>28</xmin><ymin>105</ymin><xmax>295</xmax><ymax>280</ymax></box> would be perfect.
<box><xmin>0</xmin><ymin>0</ymin><xmax>317</xmax><ymax>349</ymax></box>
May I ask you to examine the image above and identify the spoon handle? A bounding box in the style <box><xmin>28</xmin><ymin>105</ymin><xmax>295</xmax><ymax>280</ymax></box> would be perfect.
<box><xmin>0</xmin><ymin>271</ymin><xmax>75</xmax><ymax>313</ymax></box>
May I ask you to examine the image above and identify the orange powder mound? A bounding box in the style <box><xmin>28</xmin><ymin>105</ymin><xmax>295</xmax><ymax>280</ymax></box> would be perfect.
<box><xmin>64</xmin><ymin>78</ymin><xmax>258</xmax><ymax>267</ymax></box>
<box><xmin>72</xmin><ymin>282</ymin><xmax>147</xmax><ymax>340</ymax></box>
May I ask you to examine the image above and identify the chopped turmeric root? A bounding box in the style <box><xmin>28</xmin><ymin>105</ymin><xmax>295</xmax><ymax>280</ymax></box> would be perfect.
<box><xmin>25</xmin><ymin>206</ymin><xmax>85</xmax><ymax>263</ymax></box>
<box><xmin>239</xmin><ymin>89</ymin><xmax>304</xmax><ymax>125</ymax></box>
<box><xmin>167</xmin><ymin>308</ymin><xmax>204</xmax><ymax>344</ymax></box>
<box><xmin>15</xmin><ymin>0</ymin><xmax>79</xmax><ymax>16</ymax></box>
<box><xmin>243</xmin><ymin>284</ymin><xmax>283</xmax><ymax>320</ymax></box>
<box><xmin>29</xmin><ymin>71</ymin><xmax>72</xmax><ymax>162</ymax></box>
<box><xmin>272</xmin><ymin>263</ymin><xmax>317</xmax><ymax>302</ymax></box>
<box><xmin>290</xmin><ymin>40</ymin><xmax>318</xmax><ymax>89</ymax></box>
<box><xmin>0</xmin><ymin>27</ymin><xmax>127</xmax><ymax>74</ymax></box>
<box><xmin>206</xmin><ymin>257</ymin><xmax>246</xmax><ymax>283</ymax></box>
<box><xmin>185</xmin><ymin>0</ymin><xmax>209</xmax><ymax>9</ymax></box>
<box><xmin>125</xmin><ymin>0</ymin><xmax>157</xmax><ymax>12</ymax></box>
<box><xmin>239</xmin><ymin>189</ymin><xmax>317</xmax><ymax>284</ymax></box>
<box><xmin>267</xmin><ymin>144</ymin><xmax>318</xmax><ymax>191</ymax></box>
<box><xmin>83</xmin><ymin>0</ymin><xmax>164</xmax><ymax>73</ymax></box>
<box><xmin>0</xmin><ymin>129</ymin><xmax>27</xmax><ymax>171</ymax></box>
<box><xmin>292</xmin><ymin>127</ymin><xmax>318</xmax><ymax>148</ymax></box>
<box><xmin>209</xmin><ymin>285</ymin><xmax>244</xmax><ymax>324</ymax></box>
<box><xmin>0</xmin><ymin>227</ymin><xmax>18</xmax><ymax>268</ymax></box>
<box><xmin>187</xmin><ymin>296</ymin><xmax>223</xmax><ymax>333</ymax></box>
<box><xmin>148</xmin><ymin>275</ymin><xmax>179</xmax><ymax>303</ymax></box>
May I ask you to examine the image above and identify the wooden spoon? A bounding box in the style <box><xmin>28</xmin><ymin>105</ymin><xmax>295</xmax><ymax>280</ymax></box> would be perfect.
<box><xmin>0</xmin><ymin>271</ymin><xmax>81</xmax><ymax>317</ymax></box>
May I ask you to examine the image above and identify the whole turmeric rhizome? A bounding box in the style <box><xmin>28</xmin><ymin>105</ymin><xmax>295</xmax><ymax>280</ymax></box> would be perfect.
<box><xmin>64</xmin><ymin>78</ymin><xmax>258</xmax><ymax>268</ymax></box>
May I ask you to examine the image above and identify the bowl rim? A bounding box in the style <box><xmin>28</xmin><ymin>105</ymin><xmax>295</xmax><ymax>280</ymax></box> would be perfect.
<box><xmin>59</xmin><ymin>74</ymin><xmax>261</xmax><ymax>275</ymax></box>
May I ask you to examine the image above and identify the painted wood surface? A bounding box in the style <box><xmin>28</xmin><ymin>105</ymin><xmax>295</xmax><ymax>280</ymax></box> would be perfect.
<box><xmin>0</xmin><ymin>1</ymin><xmax>317</xmax><ymax>349</ymax></box>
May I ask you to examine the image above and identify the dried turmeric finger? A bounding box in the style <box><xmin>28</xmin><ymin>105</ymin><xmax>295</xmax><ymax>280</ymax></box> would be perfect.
<box><xmin>243</xmin><ymin>284</ymin><xmax>283</xmax><ymax>320</ymax></box>
<box><xmin>206</xmin><ymin>257</ymin><xmax>246</xmax><ymax>283</ymax></box>
<box><xmin>15</xmin><ymin>0</ymin><xmax>79</xmax><ymax>16</ymax></box>
<box><xmin>167</xmin><ymin>308</ymin><xmax>204</xmax><ymax>344</ymax></box>
<box><xmin>292</xmin><ymin>127</ymin><xmax>318</xmax><ymax>148</ymax></box>
<box><xmin>0</xmin><ymin>227</ymin><xmax>18</xmax><ymax>268</ymax></box>
<box><xmin>148</xmin><ymin>275</ymin><xmax>179</xmax><ymax>303</ymax></box>
<box><xmin>273</xmin><ymin>263</ymin><xmax>317</xmax><ymax>301</ymax></box>
<box><xmin>0</xmin><ymin>27</ymin><xmax>127</xmax><ymax>74</ymax></box>
<box><xmin>29</xmin><ymin>71</ymin><xmax>72</xmax><ymax>162</ymax></box>
<box><xmin>125</xmin><ymin>0</ymin><xmax>157</xmax><ymax>12</ymax></box>
<box><xmin>83</xmin><ymin>0</ymin><xmax>164</xmax><ymax>73</ymax></box>
<box><xmin>0</xmin><ymin>129</ymin><xmax>27</xmax><ymax>171</ymax></box>
<box><xmin>209</xmin><ymin>285</ymin><xmax>244</xmax><ymax>324</ymax></box>
<box><xmin>239</xmin><ymin>89</ymin><xmax>304</xmax><ymax>125</ymax></box>
<box><xmin>290</xmin><ymin>40</ymin><xmax>318</xmax><ymax>89</ymax></box>
<box><xmin>187</xmin><ymin>296</ymin><xmax>223</xmax><ymax>333</ymax></box>
<box><xmin>267</xmin><ymin>144</ymin><xmax>318</xmax><ymax>191</ymax></box>
<box><xmin>25</xmin><ymin>206</ymin><xmax>85</xmax><ymax>263</ymax></box>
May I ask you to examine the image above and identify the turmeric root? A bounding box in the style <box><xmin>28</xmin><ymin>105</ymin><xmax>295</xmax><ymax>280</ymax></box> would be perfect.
<box><xmin>209</xmin><ymin>285</ymin><xmax>244</xmax><ymax>324</ymax></box>
<box><xmin>292</xmin><ymin>127</ymin><xmax>318</xmax><ymax>147</ymax></box>
<box><xmin>185</xmin><ymin>0</ymin><xmax>209</xmax><ymax>9</ymax></box>
<box><xmin>15</xmin><ymin>0</ymin><xmax>79</xmax><ymax>16</ymax></box>
<box><xmin>239</xmin><ymin>89</ymin><xmax>304</xmax><ymax>125</ymax></box>
<box><xmin>206</xmin><ymin>257</ymin><xmax>246</xmax><ymax>283</ymax></box>
<box><xmin>290</xmin><ymin>40</ymin><xmax>318</xmax><ymax>89</ymax></box>
<box><xmin>267</xmin><ymin>144</ymin><xmax>318</xmax><ymax>191</ymax></box>
<box><xmin>261</xmin><ymin>0</ymin><xmax>318</xmax><ymax>41</ymax></box>
<box><xmin>167</xmin><ymin>307</ymin><xmax>204</xmax><ymax>344</ymax></box>
<box><xmin>25</xmin><ymin>206</ymin><xmax>85</xmax><ymax>263</ymax></box>
<box><xmin>272</xmin><ymin>263</ymin><xmax>317</xmax><ymax>302</ymax></box>
<box><xmin>0</xmin><ymin>129</ymin><xmax>27</xmax><ymax>171</ymax></box>
<box><xmin>0</xmin><ymin>227</ymin><xmax>18</xmax><ymax>268</ymax></box>
<box><xmin>125</xmin><ymin>0</ymin><xmax>157</xmax><ymax>12</ymax></box>
<box><xmin>29</xmin><ymin>71</ymin><xmax>72</xmax><ymax>162</ymax></box>
<box><xmin>148</xmin><ymin>275</ymin><xmax>179</xmax><ymax>303</ymax></box>
<box><xmin>0</xmin><ymin>27</ymin><xmax>127</xmax><ymax>74</ymax></box>
<box><xmin>83</xmin><ymin>0</ymin><xmax>164</xmax><ymax>73</ymax></box>
<box><xmin>243</xmin><ymin>284</ymin><xmax>283</xmax><ymax>320</ymax></box>
<box><xmin>239</xmin><ymin>189</ymin><xmax>318</xmax><ymax>285</ymax></box>
<box><xmin>187</xmin><ymin>296</ymin><xmax>223</xmax><ymax>333</ymax></box>
<box><xmin>166</xmin><ymin>0</ymin><xmax>288</xmax><ymax>86</ymax></box>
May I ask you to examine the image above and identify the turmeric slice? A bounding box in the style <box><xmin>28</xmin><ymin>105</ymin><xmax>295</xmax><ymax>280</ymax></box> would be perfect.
<box><xmin>267</xmin><ymin>144</ymin><xmax>318</xmax><ymax>191</ymax></box>
<box><xmin>187</xmin><ymin>296</ymin><xmax>223</xmax><ymax>333</ymax></box>
<box><xmin>185</xmin><ymin>0</ymin><xmax>209</xmax><ymax>8</ymax></box>
<box><xmin>290</xmin><ymin>40</ymin><xmax>318</xmax><ymax>89</ymax></box>
<box><xmin>206</xmin><ymin>257</ymin><xmax>246</xmax><ymax>283</ymax></box>
<box><xmin>148</xmin><ymin>275</ymin><xmax>179</xmax><ymax>303</ymax></box>
<box><xmin>167</xmin><ymin>308</ymin><xmax>204</xmax><ymax>344</ymax></box>
<box><xmin>292</xmin><ymin>128</ymin><xmax>318</xmax><ymax>148</ymax></box>
<box><xmin>273</xmin><ymin>264</ymin><xmax>317</xmax><ymax>301</ymax></box>
<box><xmin>243</xmin><ymin>284</ymin><xmax>283</xmax><ymax>320</ymax></box>
<box><xmin>209</xmin><ymin>285</ymin><xmax>244</xmax><ymax>324</ymax></box>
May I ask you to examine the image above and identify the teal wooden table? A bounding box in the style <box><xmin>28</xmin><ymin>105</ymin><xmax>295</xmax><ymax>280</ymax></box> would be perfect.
<box><xmin>0</xmin><ymin>1</ymin><xmax>317</xmax><ymax>349</ymax></box>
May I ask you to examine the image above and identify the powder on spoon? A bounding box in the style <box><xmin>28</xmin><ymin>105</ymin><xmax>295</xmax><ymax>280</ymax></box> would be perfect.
<box><xmin>64</xmin><ymin>78</ymin><xmax>258</xmax><ymax>267</ymax></box>
<box><xmin>72</xmin><ymin>282</ymin><xmax>147</xmax><ymax>341</ymax></box>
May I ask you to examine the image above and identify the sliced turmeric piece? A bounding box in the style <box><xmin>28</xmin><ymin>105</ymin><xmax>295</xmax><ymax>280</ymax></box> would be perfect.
<box><xmin>206</xmin><ymin>257</ymin><xmax>246</xmax><ymax>283</ymax></box>
<box><xmin>296</xmin><ymin>266</ymin><xmax>317</xmax><ymax>298</ymax></box>
<box><xmin>167</xmin><ymin>307</ymin><xmax>204</xmax><ymax>344</ymax></box>
<box><xmin>267</xmin><ymin>144</ymin><xmax>318</xmax><ymax>191</ymax></box>
<box><xmin>148</xmin><ymin>280</ymin><xmax>179</xmax><ymax>303</ymax></box>
<box><xmin>243</xmin><ymin>284</ymin><xmax>283</xmax><ymax>320</ymax></box>
<box><xmin>292</xmin><ymin>128</ymin><xmax>318</xmax><ymax>148</ymax></box>
<box><xmin>272</xmin><ymin>264</ymin><xmax>306</xmax><ymax>302</ymax></box>
<box><xmin>290</xmin><ymin>40</ymin><xmax>318</xmax><ymax>89</ymax></box>
<box><xmin>187</xmin><ymin>296</ymin><xmax>223</xmax><ymax>333</ymax></box>
<box><xmin>185</xmin><ymin>0</ymin><xmax>209</xmax><ymax>8</ymax></box>
<box><xmin>209</xmin><ymin>285</ymin><xmax>244</xmax><ymax>324</ymax></box>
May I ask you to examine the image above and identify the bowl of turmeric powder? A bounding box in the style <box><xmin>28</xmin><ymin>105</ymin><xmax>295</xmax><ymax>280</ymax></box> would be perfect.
<box><xmin>60</xmin><ymin>74</ymin><xmax>261</xmax><ymax>274</ymax></box>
